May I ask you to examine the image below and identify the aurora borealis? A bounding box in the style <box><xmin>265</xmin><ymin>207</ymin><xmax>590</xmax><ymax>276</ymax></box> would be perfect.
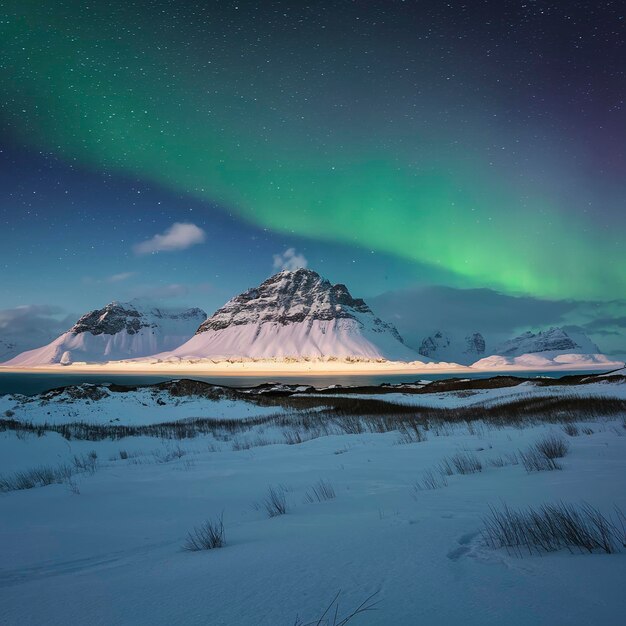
<box><xmin>0</xmin><ymin>1</ymin><xmax>624</xmax><ymax>352</ymax></box>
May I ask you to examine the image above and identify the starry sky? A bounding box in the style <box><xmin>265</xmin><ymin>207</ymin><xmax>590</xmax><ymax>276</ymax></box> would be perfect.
<box><xmin>0</xmin><ymin>1</ymin><xmax>625</xmax><ymax>353</ymax></box>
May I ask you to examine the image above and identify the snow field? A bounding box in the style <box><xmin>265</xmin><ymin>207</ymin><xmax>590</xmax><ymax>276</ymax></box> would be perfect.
<box><xmin>0</xmin><ymin>387</ymin><xmax>284</xmax><ymax>426</ymax></box>
<box><xmin>1</xmin><ymin>407</ymin><xmax>625</xmax><ymax>625</ymax></box>
<box><xmin>335</xmin><ymin>377</ymin><xmax>626</xmax><ymax>409</ymax></box>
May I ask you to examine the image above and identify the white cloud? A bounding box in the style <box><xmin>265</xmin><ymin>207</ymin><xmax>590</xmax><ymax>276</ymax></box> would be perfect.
<box><xmin>272</xmin><ymin>248</ymin><xmax>308</xmax><ymax>271</ymax></box>
<box><xmin>133</xmin><ymin>222</ymin><xmax>206</xmax><ymax>255</ymax></box>
<box><xmin>107</xmin><ymin>272</ymin><xmax>136</xmax><ymax>283</ymax></box>
<box><xmin>127</xmin><ymin>283</ymin><xmax>190</xmax><ymax>300</ymax></box>
<box><xmin>0</xmin><ymin>305</ymin><xmax>76</xmax><ymax>355</ymax></box>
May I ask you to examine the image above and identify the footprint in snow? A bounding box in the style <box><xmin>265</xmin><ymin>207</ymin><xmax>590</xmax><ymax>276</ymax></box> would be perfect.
<box><xmin>446</xmin><ymin>545</ymin><xmax>471</xmax><ymax>561</ymax></box>
<box><xmin>447</xmin><ymin>532</ymin><xmax>536</xmax><ymax>574</ymax></box>
<box><xmin>446</xmin><ymin>531</ymin><xmax>480</xmax><ymax>561</ymax></box>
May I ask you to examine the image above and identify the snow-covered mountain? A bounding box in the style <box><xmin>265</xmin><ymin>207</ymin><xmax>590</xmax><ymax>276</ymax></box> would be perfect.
<box><xmin>406</xmin><ymin>326</ymin><xmax>611</xmax><ymax>368</ymax></box>
<box><xmin>3</xmin><ymin>283</ymin><xmax>616</xmax><ymax>370</ymax></box>
<box><xmin>411</xmin><ymin>326</ymin><xmax>611</xmax><ymax>369</ymax></box>
<box><xmin>0</xmin><ymin>338</ymin><xmax>18</xmax><ymax>361</ymax></box>
<box><xmin>495</xmin><ymin>327</ymin><xmax>598</xmax><ymax>357</ymax></box>
<box><xmin>4</xmin><ymin>302</ymin><xmax>207</xmax><ymax>366</ymax></box>
<box><xmin>418</xmin><ymin>331</ymin><xmax>486</xmax><ymax>365</ymax></box>
<box><xmin>470</xmin><ymin>327</ymin><xmax>620</xmax><ymax>370</ymax></box>
<box><xmin>472</xmin><ymin>352</ymin><xmax>621</xmax><ymax>370</ymax></box>
<box><xmin>160</xmin><ymin>269</ymin><xmax>420</xmax><ymax>361</ymax></box>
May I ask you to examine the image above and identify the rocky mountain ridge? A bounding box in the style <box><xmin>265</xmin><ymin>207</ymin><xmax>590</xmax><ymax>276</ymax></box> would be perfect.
<box><xmin>198</xmin><ymin>269</ymin><xmax>401</xmax><ymax>338</ymax></box>
<box><xmin>495</xmin><ymin>327</ymin><xmax>598</xmax><ymax>357</ymax></box>
<box><xmin>163</xmin><ymin>269</ymin><xmax>417</xmax><ymax>361</ymax></box>
<box><xmin>418</xmin><ymin>330</ymin><xmax>486</xmax><ymax>364</ymax></box>
<box><xmin>71</xmin><ymin>302</ymin><xmax>206</xmax><ymax>336</ymax></box>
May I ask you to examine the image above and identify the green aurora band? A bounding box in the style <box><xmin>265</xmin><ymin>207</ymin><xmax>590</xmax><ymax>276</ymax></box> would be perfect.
<box><xmin>1</xmin><ymin>2</ymin><xmax>622</xmax><ymax>300</ymax></box>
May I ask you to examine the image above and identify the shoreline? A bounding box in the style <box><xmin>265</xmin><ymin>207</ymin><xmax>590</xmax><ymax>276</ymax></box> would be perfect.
<box><xmin>0</xmin><ymin>359</ymin><xmax>622</xmax><ymax>377</ymax></box>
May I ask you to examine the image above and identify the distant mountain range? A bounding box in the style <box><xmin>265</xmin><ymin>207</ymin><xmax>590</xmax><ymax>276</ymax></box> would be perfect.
<box><xmin>0</xmin><ymin>338</ymin><xmax>18</xmax><ymax>362</ymax></box>
<box><xmin>414</xmin><ymin>326</ymin><xmax>600</xmax><ymax>365</ymax></box>
<box><xmin>1</xmin><ymin>269</ymin><xmax>616</xmax><ymax>368</ymax></box>
<box><xmin>417</xmin><ymin>331</ymin><xmax>487</xmax><ymax>365</ymax></box>
<box><xmin>495</xmin><ymin>327</ymin><xmax>598</xmax><ymax>357</ymax></box>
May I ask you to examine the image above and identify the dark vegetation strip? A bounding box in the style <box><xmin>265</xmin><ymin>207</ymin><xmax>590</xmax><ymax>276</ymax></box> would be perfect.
<box><xmin>1</xmin><ymin>395</ymin><xmax>624</xmax><ymax>441</ymax></box>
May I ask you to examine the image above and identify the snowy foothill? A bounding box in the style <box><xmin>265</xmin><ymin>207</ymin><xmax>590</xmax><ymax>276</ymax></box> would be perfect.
<box><xmin>471</xmin><ymin>351</ymin><xmax>621</xmax><ymax>370</ymax></box>
<box><xmin>0</xmin><ymin>381</ymin><xmax>287</xmax><ymax>426</ymax></box>
<box><xmin>0</xmin><ymin>374</ymin><xmax>625</xmax><ymax>624</ymax></box>
<box><xmin>330</xmin><ymin>376</ymin><xmax>626</xmax><ymax>410</ymax></box>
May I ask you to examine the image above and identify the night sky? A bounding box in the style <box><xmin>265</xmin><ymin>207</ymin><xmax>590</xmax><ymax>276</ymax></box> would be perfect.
<box><xmin>0</xmin><ymin>1</ymin><xmax>624</xmax><ymax>354</ymax></box>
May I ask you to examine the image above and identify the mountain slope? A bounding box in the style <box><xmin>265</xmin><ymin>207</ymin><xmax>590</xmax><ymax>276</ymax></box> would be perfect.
<box><xmin>418</xmin><ymin>331</ymin><xmax>486</xmax><ymax>365</ymax></box>
<box><xmin>4</xmin><ymin>302</ymin><xmax>206</xmax><ymax>366</ymax></box>
<box><xmin>0</xmin><ymin>338</ymin><xmax>18</xmax><ymax>362</ymax></box>
<box><xmin>161</xmin><ymin>269</ymin><xmax>420</xmax><ymax>361</ymax></box>
<box><xmin>471</xmin><ymin>327</ymin><xmax>619</xmax><ymax>369</ymax></box>
<box><xmin>495</xmin><ymin>327</ymin><xmax>598</xmax><ymax>357</ymax></box>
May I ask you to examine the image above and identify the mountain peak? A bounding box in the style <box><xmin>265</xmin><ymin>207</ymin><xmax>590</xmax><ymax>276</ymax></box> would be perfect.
<box><xmin>5</xmin><ymin>303</ymin><xmax>207</xmax><ymax>366</ymax></box>
<box><xmin>71</xmin><ymin>301</ymin><xmax>206</xmax><ymax>337</ymax></box>
<box><xmin>167</xmin><ymin>269</ymin><xmax>416</xmax><ymax>361</ymax></box>
<box><xmin>71</xmin><ymin>302</ymin><xmax>144</xmax><ymax>336</ymax></box>
<box><xmin>197</xmin><ymin>268</ymin><xmax>375</xmax><ymax>334</ymax></box>
<box><xmin>273</xmin><ymin>267</ymin><xmax>319</xmax><ymax>277</ymax></box>
<box><xmin>495</xmin><ymin>326</ymin><xmax>597</xmax><ymax>357</ymax></box>
<box><xmin>417</xmin><ymin>330</ymin><xmax>485</xmax><ymax>364</ymax></box>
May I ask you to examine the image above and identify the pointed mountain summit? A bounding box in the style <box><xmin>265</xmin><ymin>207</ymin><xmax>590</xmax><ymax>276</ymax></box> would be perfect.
<box><xmin>4</xmin><ymin>302</ymin><xmax>206</xmax><ymax>366</ymax></box>
<box><xmin>162</xmin><ymin>268</ymin><xmax>419</xmax><ymax>361</ymax></box>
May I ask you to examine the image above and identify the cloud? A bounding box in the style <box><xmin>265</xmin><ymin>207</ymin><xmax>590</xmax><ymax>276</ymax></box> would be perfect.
<box><xmin>133</xmin><ymin>222</ymin><xmax>206</xmax><ymax>255</ymax></box>
<box><xmin>369</xmin><ymin>286</ymin><xmax>626</xmax><ymax>356</ymax></box>
<box><xmin>0</xmin><ymin>305</ymin><xmax>76</xmax><ymax>354</ymax></box>
<box><xmin>0</xmin><ymin>304</ymin><xmax>65</xmax><ymax>331</ymax></box>
<box><xmin>370</xmin><ymin>286</ymin><xmax>574</xmax><ymax>337</ymax></box>
<box><xmin>272</xmin><ymin>248</ymin><xmax>308</xmax><ymax>271</ymax></box>
<box><xmin>126</xmin><ymin>283</ymin><xmax>190</xmax><ymax>300</ymax></box>
<box><xmin>82</xmin><ymin>272</ymin><xmax>138</xmax><ymax>285</ymax></box>
<box><xmin>126</xmin><ymin>281</ymin><xmax>214</xmax><ymax>302</ymax></box>
<box><xmin>107</xmin><ymin>272</ymin><xmax>136</xmax><ymax>283</ymax></box>
<box><xmin>580</xmin><ymin>316</ymin><xmax>626</xmax><ymax>331</ymax></box>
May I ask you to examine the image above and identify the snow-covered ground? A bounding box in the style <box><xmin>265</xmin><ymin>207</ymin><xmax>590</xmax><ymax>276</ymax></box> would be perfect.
<box><xmin>0</xmin><ymin>385</ymin><xmax>284</xmax><ymax>426</ymax></box>
<box><xmin>1</xmin><ymin>378</ymin><xmax>625</xmax><ymax>625</ymax></box>
<box><xmin>335</xmin><ymin>377</ymin><xmax>626</xmax><ymax>409</ymax></box>
<box><xmin>3</xmin><ymin>376</ymin><xmax>623</xmax><ymax>427</ymax></box>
